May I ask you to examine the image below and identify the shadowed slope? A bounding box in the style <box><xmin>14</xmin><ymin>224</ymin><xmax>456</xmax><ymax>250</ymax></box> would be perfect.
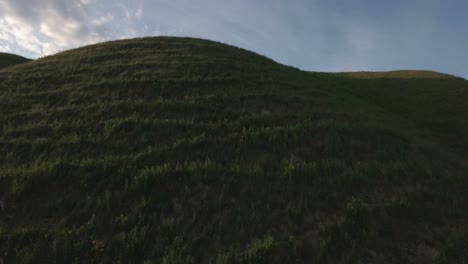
<box><xmin>0</xmin><ymin>52</ymin><xmax>31</xmax><ymax>69</ymax></box>
<box><xmin>0</xmin><ymin>37</ymin><xmax>467</xmax><ymax>263</ymax></box>
<box><xmin>333</xmin><ymin>73</ymin><xmax>468</xmax><ymax>157</ymax></box>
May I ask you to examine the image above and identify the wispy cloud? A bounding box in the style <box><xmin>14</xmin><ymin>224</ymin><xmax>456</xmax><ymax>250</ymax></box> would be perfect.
<box><xmin>91</xmin><ymin>14</ymin><xmax>114</xmax><ymax>26</ymax></box>
<box><xmin>135</xmin><ymin>4</ymin><xmax>143</xmax><ymax>21</ymax></box>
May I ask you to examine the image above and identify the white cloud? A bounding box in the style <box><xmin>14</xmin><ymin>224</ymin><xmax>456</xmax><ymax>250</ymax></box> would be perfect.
<box><xmin>0</xmin><ymin>14</ymin><xmax>44</xmax><ymax>56</ymax></box>
<box><xmin>135</xmin><ymin>4</ymin><xmax>143</xmax><ymax>21</ymax></box>
<box><xmin>80</xmin><ymin>0</ymin><xmax>93</xmax><ymax>5</ymax></box>
<box><xmin>91</xmin><ymin>14</ymin><xmax>114</xmax><ymax>26</ymax></box>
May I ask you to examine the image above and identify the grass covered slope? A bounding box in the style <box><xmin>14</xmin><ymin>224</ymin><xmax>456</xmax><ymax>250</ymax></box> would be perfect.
<box><xmin>0</xmin><ymin>37</ymin><xmax>467</xmax><ymax>263</ymax></box>
<box><xmin>0</xmin><ymin>52</ymin><xmax>31</xmax><ymax>69</ymax></box>
<box><xmin>335</xmin><ymin>74</ymin><xmax>468</xmax><ymax>157</ymax></box>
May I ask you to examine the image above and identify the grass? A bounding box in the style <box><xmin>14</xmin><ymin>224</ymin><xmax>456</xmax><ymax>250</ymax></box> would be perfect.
<box><xmin>0</xmin><ymin>36</ymin><xmax>467</xmax><ymax>263</ymax></box>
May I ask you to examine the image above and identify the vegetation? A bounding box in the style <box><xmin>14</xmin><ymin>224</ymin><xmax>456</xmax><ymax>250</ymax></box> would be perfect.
<box><xmin>0</xmin><ymin>37</ymin><xmax>467</xmax><ymax>263</ymax></box>
<box><xmin>0</xmin><ymin>52</ymin><xmax>31</xmax><ymax>69</ymax></box>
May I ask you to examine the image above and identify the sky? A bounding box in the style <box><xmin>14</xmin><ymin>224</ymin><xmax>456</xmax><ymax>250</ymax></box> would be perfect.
<box><xmin>0</xmin><ymin>0</ymin><xmax>467</xmax><ymax>78</ymax></box>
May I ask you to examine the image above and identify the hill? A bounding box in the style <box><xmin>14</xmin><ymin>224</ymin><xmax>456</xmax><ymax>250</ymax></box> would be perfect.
<box><xmin>330</xmin><ymin>70</ymin><xmax>456</xmax><ymax>79</ymax></box>
<box><xmin>0</xmin><ymin>52</ymin><xmax>31</xmax><ymax>69</ymax></box>
<box><xmin>0</xmin><ymin>37</ymin><xmax>467</xmax><ymax>263</ymax></box>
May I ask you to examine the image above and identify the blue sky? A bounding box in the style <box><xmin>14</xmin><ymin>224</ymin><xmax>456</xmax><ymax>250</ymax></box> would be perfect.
<box><xmin>0</xmin><ymin>0</ymin><xmax>467</xmax><ymax>78</ymax></box>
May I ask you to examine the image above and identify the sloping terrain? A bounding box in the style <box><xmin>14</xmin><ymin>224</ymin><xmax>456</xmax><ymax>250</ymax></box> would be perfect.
<box><xmin>335</xmin><ymin>74</ymin><xmax>468</xmax><ymax>157</ymax></box>
<box><xmin>0</xmin><ymin>37</ymin><xmax>467</xmax><ymax>263</ymax></box>
<box><xmin>0</xmin><ymin>52</ymin><xmax>31</xmax><ymax>69</ymax></box>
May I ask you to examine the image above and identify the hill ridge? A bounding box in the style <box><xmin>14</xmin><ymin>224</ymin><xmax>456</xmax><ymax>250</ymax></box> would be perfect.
<box><xmin>327</xmin><ymin>70</ymin><xmax>459</xmax><ymax>79</ymax></box>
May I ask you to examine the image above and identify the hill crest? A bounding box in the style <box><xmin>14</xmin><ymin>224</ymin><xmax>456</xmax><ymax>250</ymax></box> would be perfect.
<box><xmin>3</xmin><ymin>37</ymin><xmax>458</xmax><ymax>79</ymax></box>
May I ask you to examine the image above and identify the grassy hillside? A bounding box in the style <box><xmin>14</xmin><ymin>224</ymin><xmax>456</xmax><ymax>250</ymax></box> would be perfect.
<box><xmin>334</xmin><ymin>75</ymin><xmax>468</xmax><ymax>158</ymax></box>
<box><xmin>0</xmin><ymin>52</ymin><xmax>31</xmax><ymax>69</ymax></box>
<box><xmin>0</xmin><ymin>37</ymin><xmax>467</xmax><ymax>264</ymax></box>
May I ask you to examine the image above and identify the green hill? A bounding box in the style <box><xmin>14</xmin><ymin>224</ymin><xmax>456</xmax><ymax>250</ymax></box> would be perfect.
<box><xmin>0</xmin><ymin>37</ymin><xmax>467</xmax><ymax>263</ymax></box>
<box><xmin>0</xmin><ymin>52</ymin><xmax>31</xmax><ymax>69</ymax></box>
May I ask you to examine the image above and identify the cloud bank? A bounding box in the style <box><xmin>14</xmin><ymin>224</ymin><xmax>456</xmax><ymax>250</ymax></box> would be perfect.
<box><xmin>0</xmin><ymin>0</ymin><xmax>147</xmax><ymax>56</ymax></box>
